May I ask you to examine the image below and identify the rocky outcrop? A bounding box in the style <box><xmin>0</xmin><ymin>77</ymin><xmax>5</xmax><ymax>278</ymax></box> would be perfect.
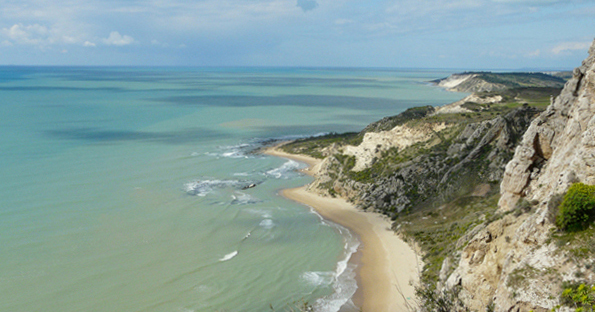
<box><xmin>433</xmin><ymin>93</ymin><xmax>504</xmax><ymax>115</ymax></box>
<box><xmin>500</xmin><ymin>41</ymin><xmax>595</xmax><ymax>211</ymax></box>
<box><xmin>444</xmin><ymin>38</ymin><xmax>595</xmax><ymax>311</ymax></box>
<box><xmin>309</xmin><ymin>105</ymin><xmax>539</xmax><ymax>217</ymax></box>
<box><xmin>343</xmin><ymin>122</ymin><xmax>448</xmax><ymax>171</ymax></box>
<box><xmin>356</xmin><ymin>106</ymin><xmax>537</xmax><ymax>215</ymax></box>
<box><xmin>281</xmin><ymin>42</ymin><xmax>593</xmax><ymax>311</ymax></box>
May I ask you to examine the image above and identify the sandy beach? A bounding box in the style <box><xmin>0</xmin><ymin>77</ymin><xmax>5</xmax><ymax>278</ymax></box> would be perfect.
<box><xmin>265</xmin><ymin>145</ymin><xmax>421</xmax><ymax>312</ymax></box>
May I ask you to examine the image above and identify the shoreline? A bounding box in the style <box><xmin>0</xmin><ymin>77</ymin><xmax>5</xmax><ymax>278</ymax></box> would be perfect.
<box><xmin>265</xmin><ymin>144</ymin><xmax>421</xmax><ymax>312</ymax></box>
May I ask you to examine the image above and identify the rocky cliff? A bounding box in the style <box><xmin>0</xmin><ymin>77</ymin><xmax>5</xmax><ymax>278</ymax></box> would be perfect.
<box><xmin>294</xmin><ymin>104</ymin><xmax>539</xmax><ymax>218</ymax></box>
<box><xmin>279</xmin><ymin>50</ymin><xmax>592</xmax><ymax>311</ymax></box>
<box><xmin>443</xmin><ymin>39</ymin><xmax>595</xmax><ymax>311</ymax></box>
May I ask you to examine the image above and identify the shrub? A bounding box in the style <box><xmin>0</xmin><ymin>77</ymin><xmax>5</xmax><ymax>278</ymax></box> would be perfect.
<box><xmin>556</xmin><ymin>183</ymin><xmax>595</xmax><ymax>232</ymax></box>
<box><xmin>557</xmin><ymin>283</ymin><xmax>595</xmax><ymax>312</ymax></box>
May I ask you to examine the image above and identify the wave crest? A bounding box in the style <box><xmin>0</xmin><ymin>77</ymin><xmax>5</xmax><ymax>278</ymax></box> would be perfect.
<box><xmin>219</xmin><ymin>251</ymin><xmax>238</xmax><ymax>262</ymax></box>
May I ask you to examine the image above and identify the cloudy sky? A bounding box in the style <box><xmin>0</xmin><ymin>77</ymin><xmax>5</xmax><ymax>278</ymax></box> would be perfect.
<box><xmin>1</xmin><ymin>0</ymin><xmax>594</xmax><ymax>69</ymax></box>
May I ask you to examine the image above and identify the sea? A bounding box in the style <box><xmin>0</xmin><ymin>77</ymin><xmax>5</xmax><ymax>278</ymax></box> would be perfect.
<box><xmin>0</xmin><ymin>67</ymin><xmax>465</xmax><ymax>312</ymax></box>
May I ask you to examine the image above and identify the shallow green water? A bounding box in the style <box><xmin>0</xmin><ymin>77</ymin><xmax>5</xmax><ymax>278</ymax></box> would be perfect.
<box><xmin>0</xmin><ymin>67</ymin><xmax>464</xmax><ymax>311</ymax></box>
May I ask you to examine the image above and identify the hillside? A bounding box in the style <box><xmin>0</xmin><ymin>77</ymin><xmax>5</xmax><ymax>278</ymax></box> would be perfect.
<box><xmin>279</xmin><ymin>41</ymin><xmax>595</xmax><ymax>311</ymax></box>
<box><xmin>432</xmin><ymin>72</ymin><xmax>566</xmax><ymax>93</ymax></box>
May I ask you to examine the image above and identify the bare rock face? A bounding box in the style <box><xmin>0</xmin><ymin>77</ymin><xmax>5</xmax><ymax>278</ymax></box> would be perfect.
<box><xmin>435</xmin><ymin>73</ymin><xmax>509</xmax><ymax>93</ymax></box>
<box><xmin>446</xmin><ymin>39</ymin><xmax>595</xmax><ymax>312</ymax></box>
<box><xmin>433</xmin><ymin>93</ymin><xmax>504</xmax><ymax>115</ymax></box>
<box><xmin>500</xmin><ymin>39</ymin><xmax>595</xmax><ymax>211</ymax></box>
<box><xmin>343</xmin><ymin>122</ymin><xmax>448</xmax><ymax>171</ymax></box>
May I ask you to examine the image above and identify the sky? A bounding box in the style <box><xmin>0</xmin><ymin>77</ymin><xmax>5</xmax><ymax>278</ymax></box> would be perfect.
<box><xmin>0</xmin><ymin>0</ymin><xmax>594</xmax><ymax>69</ymax></box>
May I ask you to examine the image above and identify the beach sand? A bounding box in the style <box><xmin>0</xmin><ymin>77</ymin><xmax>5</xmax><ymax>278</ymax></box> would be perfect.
<box><xmin>265</xmin><ymin>145</ymin><xmax>421</xmax><ymax>312</ymax></box>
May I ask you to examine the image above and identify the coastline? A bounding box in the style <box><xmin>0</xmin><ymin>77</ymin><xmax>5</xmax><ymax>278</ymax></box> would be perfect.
<box><xmin>265</xmin><ymin>144</ymin><xmax>421</xmax><ymax>312</ymax></box>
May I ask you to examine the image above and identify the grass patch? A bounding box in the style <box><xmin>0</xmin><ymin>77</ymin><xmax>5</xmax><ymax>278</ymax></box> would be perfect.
<box><xmin>507</xmin><ymin>264</ymin><xmax>539</xmax><ymax>289</ymax></box>
<box><xmin>396</xmin><ymin>193</ymin><xmax>500</xmax><ymax>287</ymax></box>
<box><xmin>550</xmin><ymin>226</ymin><xmax>595</xmax><ymax>262</ymax></box>
<box><xmin>280</xmin><ymin>132</ymin><xmax>360</xmax><ymax>159</ymax></box>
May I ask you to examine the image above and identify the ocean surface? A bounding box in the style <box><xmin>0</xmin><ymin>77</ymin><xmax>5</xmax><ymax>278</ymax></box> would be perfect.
<box><xmin>0</xmin><ymin>67</ymin><xmax>465</xmax><ymax>311</ymax></box>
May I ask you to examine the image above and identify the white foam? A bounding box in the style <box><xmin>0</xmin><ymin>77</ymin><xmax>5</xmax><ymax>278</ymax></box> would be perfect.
<box><xmin>184</xmin><ymin>179</ymin><xmax>244</xmax><ymax>196</ymax></box>
<box><xmin>312</xmin><ymin>262</ymin><xmax>358</xmax><ymax>312</ymax></box>
<box><xmin>218</xmin><ymin>143</ymin><xmax>254</xmax><ymax>159</ymax></box>
<box><xmin>265</xmin><ymin>160</ymin><xmax>303</xmax><ymax>179</ymax></box>
<box><xmin>219</xmin><ymin>251</ymin><xmax>238</xmax><ymax>262</ymax></box>
<box><xmin>307</xmin><ymin>219</ymin><xmax>361</xmax><ymax>312</ymax></box>
<box><xmin>231</xmin><ymin>192</ymin><xmax>261</xmax><ymax>205</ymax></box>
<box><xmin>244</xmin><ymin>208</ymin><xmax>272</xmax><ymax>219</ymax></box>
<box><xmin>259</xmin><ymin>219</ymin><xmax>275</xmax><ymax>229</ymax></box>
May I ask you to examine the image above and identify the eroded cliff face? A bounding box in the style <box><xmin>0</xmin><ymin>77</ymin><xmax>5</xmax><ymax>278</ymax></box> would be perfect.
<box><xmin>436</xmin><ymin>73</ymin><xmax>508</xmax><ymax>93</ymax></box>
<box><xmin>342</xmin><ymin>122</ymin><xmax>449</xmax><ymax>171</ymax></box>
<box><xmin>309</xmin><ymin>106</ymin><xmax>539</xmax><ymax>217</ymax></box>
<box><xmin>445</xmin><ymin>39</ymin><xmax>595</xmax><ymax>312</ymax></box>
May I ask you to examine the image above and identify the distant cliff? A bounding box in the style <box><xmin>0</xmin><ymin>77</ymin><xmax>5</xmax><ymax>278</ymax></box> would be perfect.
<box><xmin>432</xmin><ymin>72</ymin><xmax>566</xmax><ymax>93</ymax></box>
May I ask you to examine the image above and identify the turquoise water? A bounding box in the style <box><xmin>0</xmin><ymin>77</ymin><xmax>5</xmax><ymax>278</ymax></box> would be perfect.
<box><xmin>0</xmin><ymin>67</ymin><xmax>464</xmax><ymax>311</ymax></box>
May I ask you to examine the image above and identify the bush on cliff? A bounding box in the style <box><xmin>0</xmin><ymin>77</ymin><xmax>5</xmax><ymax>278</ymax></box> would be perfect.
<box><xmin>556</xmin><ymin>183</ymin><xmax>595</xmax><ymax>232</ymax></box>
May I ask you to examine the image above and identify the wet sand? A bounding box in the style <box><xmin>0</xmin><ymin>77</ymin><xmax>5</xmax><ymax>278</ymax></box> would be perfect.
<box><xmin>265</xmin><ymin>145</ymin><xmax>421</xmax><ymax>311</ymax></box>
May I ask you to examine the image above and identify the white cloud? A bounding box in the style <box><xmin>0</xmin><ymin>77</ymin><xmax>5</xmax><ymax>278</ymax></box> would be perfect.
<box><xmin>526</xmin><ymin>49</ymin><xmax>540</xmax><ymax>57</ymax></box>
<box><xmin>102</xmin><ymin>31</ymin><xmax>135</xmax><ymax>46</ymax></box>
<box><xmin>1</xmin><ymin>24</ymin><xmax>48</xmax><ymax>45</ymax></box>
<box><xmin>552</xmin><ymin>41</ymin><xmax>591</xmax><ymax>55</ymax></box>
<box><xmin>0</xmin><ymin>23</ymin><xmax>91</xmax><ymax>47</ymax></box>
<box><xmin>83</xmin><ymin>41</ymin><xmax>96</xmax><ymax>47</ymax></box>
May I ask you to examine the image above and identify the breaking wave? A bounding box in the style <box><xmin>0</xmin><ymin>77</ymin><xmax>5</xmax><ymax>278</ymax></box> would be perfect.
<box><xmin>219</xmin><ymin>251</ymin><xmax>238</xmax><ymax>262</ymax></box>
<box><xmin>184</xmin><ymin>179</ymin><xmax>244</xmax><ymax>196</ymax></box>
<box><xmin>265</xmin><ymin>160</ymin><xmax>303</xmax><ymax>179</ymax></box>
<box><xmin>231</xmin><ymin>192</ymin><xmax>262</xmax><ymax>205</ymax></box>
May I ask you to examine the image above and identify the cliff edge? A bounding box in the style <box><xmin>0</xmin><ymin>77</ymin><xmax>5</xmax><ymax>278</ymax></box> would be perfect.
<box><xmin>444</xmin><ymin>38</ymin><xmax>595</xmax><ymax>311</ymax></box>
<box><xmin>277</xmin><ymin>43</ymin><xmax>594</xmax><ymax>311</ymax></box>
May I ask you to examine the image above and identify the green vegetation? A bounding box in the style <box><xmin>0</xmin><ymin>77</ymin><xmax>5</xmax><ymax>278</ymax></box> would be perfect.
<box><xmin>507</xmin><ymin>265</ymin><xmax>539</xmax><ymax>289</ymax></box>
<box><xmin>548</xmin><ymin>184</ymin><xmax>595</xmax><ymax>269</ymax></box>
<box><xmin>477</xmin><ymin>86</ymin><xmax>562</xmax><ymax>108</ymax></box>
<box><xmin>280</xmin><ymin>132</ymin><xmax>360</xmax><ymax>159</ymax></box>
<box><xmin>556</xmin><ymin>183</ymin><xmax>595</xmax><ymax>232</ymax></box>
<box><xmin>550</xmin><ymin>225</ymin><xmax>595</xmax><ymax>263</ymax></box>
<box><xmin>361</xmin><ymin>105</ymin><xmax>435</xmax><ymax>133</ymax></box>
<box><xmin>404</xmin><ymin>193</ymin><xmax>501</xmax><ymax>311</ymax></box>
<box><xmin>396</xmin><ymin>192</ymin><xmax>500</xmax><ymax>287</ymax></box>
<box><xmin>554</xmin><ymin>283</ymin><xmax>595</xmax><ymax>312</ymax></box>
<box><xmin>416</xmin><ymin>285</ymin><xmax>469</xmax><ymax>312</ymax></box>
<box><xmin>475</xmin><ymin>72</ymin><xmax>565</xmax><ymax>88</ymax></box>
<box><xmin>275</xmin><ymin>71</ymin><xmax>566</xmax><ymax>310</ymax></box>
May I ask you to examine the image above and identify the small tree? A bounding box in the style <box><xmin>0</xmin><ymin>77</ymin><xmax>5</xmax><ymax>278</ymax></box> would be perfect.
<box><xmin>556</xmin><ymin>183</ymin><xmax>595</xmax><ymax>232</ymax></box>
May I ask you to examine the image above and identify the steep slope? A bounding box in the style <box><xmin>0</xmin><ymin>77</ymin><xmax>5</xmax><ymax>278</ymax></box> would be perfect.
<box><xmin>278</xmin><ymin>51</ymin><xmax>592</xmax><ymax>311</ymax></box>
<box><xmin>444</xmin><ymin>39</ymin><xmax>595</xmax><ymax>311</ymax></box>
